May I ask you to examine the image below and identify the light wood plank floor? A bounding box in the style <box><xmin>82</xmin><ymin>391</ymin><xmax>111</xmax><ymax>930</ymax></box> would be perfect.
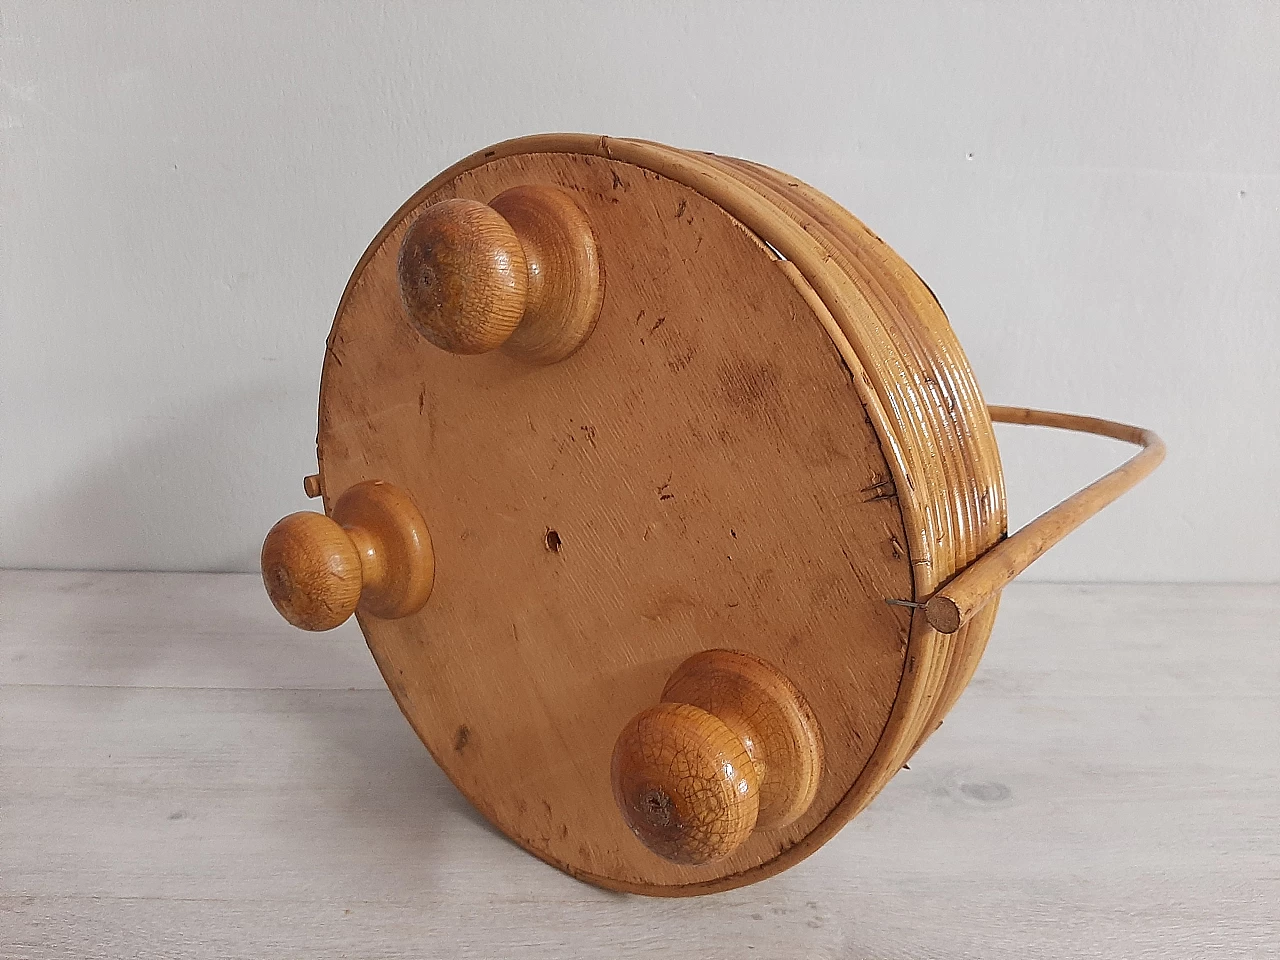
<box><xmin>2</xmin><ymin>572</ymin><xmax>1276</xmax><ymax>958</ymax></box>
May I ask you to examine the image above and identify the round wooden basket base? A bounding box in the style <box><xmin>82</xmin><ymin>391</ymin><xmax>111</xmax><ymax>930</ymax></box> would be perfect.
<box><xmin>317</xmin><ymin>150</ymin><xmax>917</xmax><ymax>894</ymax></box>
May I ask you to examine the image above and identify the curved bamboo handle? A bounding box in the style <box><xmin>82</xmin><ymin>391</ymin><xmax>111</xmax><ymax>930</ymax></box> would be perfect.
<box><xmin>924</xmin><ymin>406</ymin><xmax>1165</xmax><ymax>634</ymax></box>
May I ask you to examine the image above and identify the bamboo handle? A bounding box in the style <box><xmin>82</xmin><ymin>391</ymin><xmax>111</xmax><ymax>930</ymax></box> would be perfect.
<box><xmin>924</xmin><ymin>406</ymin><xmax>1165</xmax><ymax>634</ymax></box>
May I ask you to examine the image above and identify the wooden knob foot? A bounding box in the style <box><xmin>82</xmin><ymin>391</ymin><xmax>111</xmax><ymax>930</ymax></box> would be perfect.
<box><xmin>397</xmin><ymin>185</ymin><xmax>603</xmax><ymax>364</ymax></box>
<box><xmin>261</xmin><ymin>480</ymin><xmax>435</xmax><ymax>631</ymax></box>
<box><xmin>611</xmin><ymin>650</ymin><xmax>823</xmax><ymax>865</ymax></box>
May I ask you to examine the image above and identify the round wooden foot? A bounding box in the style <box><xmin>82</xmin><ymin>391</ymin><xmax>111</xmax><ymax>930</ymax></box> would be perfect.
<box><xmin>611</xmin><ymin>650</ymin><xmax>824</xmax><ymax>865</ymax></box>
<box><xmin>397</xmin><ymin>184</ymin><xmax>603</xmax><ymax>363</ymax></box>
<box><xmin>261</xmin><ymin>480</ymin><xmax>435</xmax><ymax>631</ymax></box>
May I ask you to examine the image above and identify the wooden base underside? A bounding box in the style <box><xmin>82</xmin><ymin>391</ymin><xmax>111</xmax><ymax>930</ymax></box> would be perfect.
<box><xmin>316</xmin><ymin>136</ymin><xmax>1007</xmax><ymax>894</ymax></box>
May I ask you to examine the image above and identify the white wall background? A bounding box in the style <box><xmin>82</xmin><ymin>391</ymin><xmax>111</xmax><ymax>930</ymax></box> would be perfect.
<box><xmin>2</xmin><ymin>1</ymin><xmax>1277</xmax><ymax>581</ymax></box>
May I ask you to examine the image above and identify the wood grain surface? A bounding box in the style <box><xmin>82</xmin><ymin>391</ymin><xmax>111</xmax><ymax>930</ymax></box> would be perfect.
<box><xmin>2</xmin><ymin>571</ymin><xmax>1276</xmax><ymax>959</ymax></box>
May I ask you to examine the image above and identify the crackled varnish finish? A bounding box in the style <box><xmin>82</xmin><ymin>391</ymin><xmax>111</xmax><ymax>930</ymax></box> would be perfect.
<box><xmin>261</xmin><ymin>134</ymin><xmax>1163</xmax><ymax>896</ymax></box>
<box><xmin>262</xmin><ymin>480</ymin><xmax>435</xmax><ymax>631</ymax></box>
<box><xmin>612</xmin><ymin>649</ymin><xmax>824</xmax><ymax>865</ymax></box>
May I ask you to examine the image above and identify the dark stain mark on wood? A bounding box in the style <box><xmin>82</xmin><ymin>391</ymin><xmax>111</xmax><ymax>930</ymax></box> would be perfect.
<box><xmin>717</xmin><ymin>357</ymin><xmax>781</xmax><ymax>417</ymax></box>
<box><xmin>839</xmin><ymin>546</ymin><xmax>858</xmax><ymax>574</ymax></box>
<box><xmin>665</xmin><ymin>332</ymin><xmax>697</xmax><ymax>372</ymax></box>
<box><xmin>454</xmin><ymin>725</ymin><xmax>471</xmax><ymax>751</ymax></box>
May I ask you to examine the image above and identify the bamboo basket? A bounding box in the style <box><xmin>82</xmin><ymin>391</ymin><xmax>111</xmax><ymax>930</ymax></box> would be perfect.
<box><xmin>260</xmin><ymin>134</ymin><xmax>1164</xmax><ymax>896</ymax></box>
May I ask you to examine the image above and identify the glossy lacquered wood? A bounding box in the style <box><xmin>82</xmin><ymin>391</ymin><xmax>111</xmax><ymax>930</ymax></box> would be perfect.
<box><xmin>397</xmin><ymin>184</ymin><xmax>603</xmax><ymax>363</ymax></box>
<box><xmin>261</xmin><ymin>480</ymin><xmax>434</xmax><ymax>631</ymax></box>
<box><xmin>611</xmin><ymin>650</ymin><xmax>822</xmax><ymax>864</ymax></box>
